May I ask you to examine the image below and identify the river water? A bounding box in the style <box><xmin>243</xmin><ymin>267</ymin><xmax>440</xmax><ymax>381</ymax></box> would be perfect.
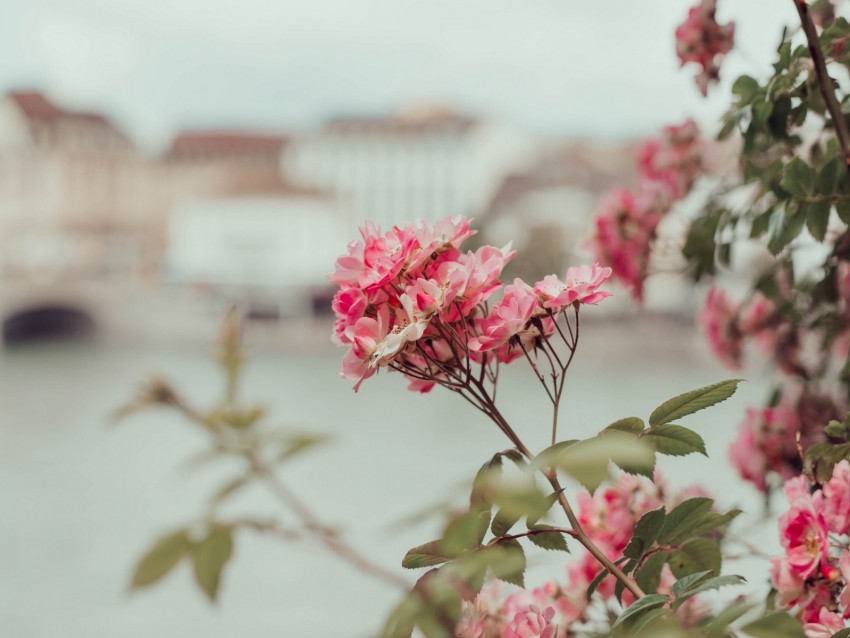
<box><xmin>0</xmin><ymin>316</ymin><xmax>780</xmax><ymax>637</ymax></box>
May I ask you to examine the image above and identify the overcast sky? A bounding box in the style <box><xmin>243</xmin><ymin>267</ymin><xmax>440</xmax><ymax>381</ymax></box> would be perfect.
<box><xmin>2</xmin><ymin>0</ymin><xmax>798</xmax><ymax>151</ymax></box>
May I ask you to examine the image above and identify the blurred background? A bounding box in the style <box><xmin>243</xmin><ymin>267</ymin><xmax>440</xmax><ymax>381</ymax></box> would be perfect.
<box><xmin>0</xmin><ymin>1</ymin><xmax>798</xmax><ymax>636</ymax></box>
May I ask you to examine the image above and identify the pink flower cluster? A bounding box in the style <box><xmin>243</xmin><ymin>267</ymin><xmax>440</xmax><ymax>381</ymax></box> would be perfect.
<box><xmin>729</xmin><ymin>386</ymin><xmax>841</xmax><ymax>493</ymax></box>
<box><xmin>675</xmin><ymin>0</ymin><xmax>735</xmax><ymax>96</ymax></box>
<box><xmin>592</xmin><ymin>121</ymin><xmax>704</xmax><ymax>302</ymax></box>
<box><xmin>456</xmin><ymin>474</ymin><xmax>711</xmax><ymax>637</ymax></box>
<box><xmin>770</xmin><ymin>462</ymin><xmax>850</xmax><ymax>636</ymax></box>
<box><xmin>330</xmin><ymin>216</ymin><xmax>612</xmax><ymax>391</ymax></box>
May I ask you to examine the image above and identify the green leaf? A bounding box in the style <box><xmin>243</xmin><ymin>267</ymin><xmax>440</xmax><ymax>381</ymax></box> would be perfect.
<box><xmin>402</xmin><ymin>540</ymin><xmax>451</xmax><ymax>569</ymax></box>
<box><xmin>657</xmin><ymin>497</ymin><xmax>712</xmax><ymax>544</ymax></box>
<box><xmin>192</xmin><ymin>526</ymin><xmax>234</xmax><ymax>602</ymax></box>
<box><xmin>837</xmin><ymin>198</ymin><xmax>850</xmax><ymax>225</ymax></box>
<box><xmin>623</xmin><ymin>507</ymin><xmax>666</xmax><ymax>559</ymax></box>
<box><xmin>277</xmin><ymin>433</ymin><xmax>329</xmax><ymax>463</ymax></box>
<box><xmin>443</xmin><ymin>508</ymin><xmax>490</xmax><ymax>555</ymax></box>
<box><xmin>635</xmin><ymin>551</ymin><xmax>669</xmax><ymax>594</ymax></box>
<box><xmin>670</xmin><ymin>570</ymin><xmax>712</xmax><ymax>597</ymax></box>
<box><xmin>831</xmin><ymin>629</ymin><xmax>850</xmax><ymax>638</ymax></box>
<box><xmin>611</xmin><ymin>594</ymin><xmax>670</xmax><ymax>629</ymax></box>
<box><xmin>673</xmin><ymin>574</ymin><xmax>746</xmax><ymax>608</ymax></box>
<box><xmin>526</xmin><ymin>525</ymin><xmax>569</xmax><ymax>552</ymax></box>
<box><xmin>491</xmin><ymin>506</ymin><xmax>520</xmax><ymax>537</ymax></box>
<box><xmin>732</xmin><ymin>75</ymin><xmax>760</xmax><ymax>103</ymax></box>
<box><xmin>649</xmin><ymin>380</ymin><xmax>741</xmax><ymax>427</ymax></box>
<box><xmin>130</xmin><ymin>529</ymin><xmax>190</xmax><ymax>590</ymax></box>
<box><xmin>645</xmin><ymin>424</ymin><xmax>707</xmax><ymax>457</ymax></box>
<box><xmin>668</xmin><ymin>537</ymin><xmax>721</xmax><ymax>579</ymax></box>
<box><xmin>782</xmin><ymin>158</ymin><xmax>814</xmax><ymax>198</ymax></box>
<box><xmin>603</xmin><ymin>417</ymin><xmax>645</xmax><ymax>436</ymax></box>
<box><xmin>741</xmin><ymin>612</ymin><xmax>805</xmax><ymax>638</ymax></box>
<box><xmin>806</xmin><ymin>201</ymin><xmax>831</xmax><ymax>242</ymax></box>
<box><xmin>545</xmin><ymin>436</ymin><xmax>655</xmax><ymax>492</ymax></box>
<box><xmin>209</xmin><ymin>475</ymin><xmax>253</xmax><ymax>509</ymax></box>
<box><xmin>526</xmin><ymin>491</ymin><xmax>562</xmax><ymax>527</ymax></box>
<box><xmin>704</xmin><ymin>601</ymin><xmax>756</xmax><ymax>634</ymax></box>
<box><xmin>470</xmin><ymin>453</ymin><xmax>504</xmax><ymax>507</ymax></box>
<box><xmin>487</xmin><ymin>539</ymin><xmax>526</xmax><ymax>588</ymax></box>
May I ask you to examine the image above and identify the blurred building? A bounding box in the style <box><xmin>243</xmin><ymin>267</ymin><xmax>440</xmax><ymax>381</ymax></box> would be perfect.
<box><xmin>283</xmin><ymin>105</ymin><xmax>536</xmax><ymax>231</ymax></box>
<box><xmin>0</xmin><ymin>90</ymin><xmax>156</xmax><ymax>281</ymax></box>
<box><xmin>479</xmin><ymin>140</ymin><xmax>639</xmax><ymax>281</ymax></box>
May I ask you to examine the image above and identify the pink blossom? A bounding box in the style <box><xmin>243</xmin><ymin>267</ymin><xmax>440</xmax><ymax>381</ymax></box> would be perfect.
<box><xmin>699</xmin><ymin>287</ymin><xmax>743</xmax><ymax>369</ymax></box>
<box><xmin>675</xmin><ymin>0</ymin><xmax>735</xmax><ymax>96</ymax></box>
<box><xmin>824</xmin><ymin>461</ymin><xmax>850</xmax><ymax>535</ymax></box>
<box><xmin>502</xmin><ymin>606</ymin><xmax>556</xmax><ymax>638</ymax></box>
<box><xmin>329</xmin><ymin>222</ymin><xmax>418</xmax><ymax>292</ymax></box>
<box><xmin>770</xmin><ymin>556</ymin><xmax>807</xmax><ymax>608</ymax></box>
<box><xmin>637</xmin><ymin>119</ymin><xmax>703</xmax><ymax>200</ymax></box>
<box><xmin>331</xmin><ymin>287</ymin><xmax>368</xmax><ymax>345</ymax></box>
<box><xmin>534</xmin><ymin>264</ymin><xmax>612</xmax><ymax>312</ymax></box>
<box><xmin>340</xmin><ymin>313</ymin><xmax>388</xmax><ymax>390</ymax></box>
<box><xmin>840</xmin><ymin>551</ymin><xmax>850</xmax><ymax>616</ymax></box>
<box><xmin>779</xmin><ymin>477</ymin><xmax>829</xmax><ymax>579</ymax></box>
<box><xmin>804</xmin><ymin>608</ymin><xmax>845</xmax><ymax>638</ymax></box>
<box><xmin>469</xmin><ymin>280</ymin><xmax>538</xmax><ymax>353</ymax></box>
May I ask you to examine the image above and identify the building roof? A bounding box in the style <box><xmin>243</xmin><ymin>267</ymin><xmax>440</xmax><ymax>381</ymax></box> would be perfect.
<box><xmin>324</xmin><ymin>106</ymin><xmax>477</xmax><ymax>135</ymax></box>
<box><xmin>6</xmin><ymin>90</ymin><xmax>133</xmax><ymax>146</ymax></box>
<box><xmin>166</xmin><ymin>131</ymin><xmax>289</xmax><ymax>161</ymax></box>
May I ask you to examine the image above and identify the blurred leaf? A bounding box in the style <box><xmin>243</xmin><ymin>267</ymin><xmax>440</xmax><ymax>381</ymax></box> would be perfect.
<box><xmin>805</xmin><ymin>201</ymin><xmax>831</xmax><ymax>242</ymax></box>
<box><xmin>649</xmin><ymin>380</ymin><xmax>741</xmax><ymax>427</ymax></box>
<box><xmin>402</xmin><ymin>540</ymin><xmax>451</xmax><ymax>569</ymax></box>
<box><xmin>209</xmin><ymin>475</ymin><xmax>253</xmax><ymax>509</ymax></box>
<box><xmin>741</xmin><ymin>612</ymin><xmax>805</xmax><ymax>638</ymax></box>
<box><xmin>277</xmin><ymin>433</ymin><xmax>329</xmax><ymax>464</ymax></box>
<box><xmin>443</xmin><ymin>508</ymin><xmax>490</xmax><ymax>555</ymax></box>
<box><xmin>670</xmin><ymin>570</ymin><xmax>713</xmax><ymax>598</ymax></box>
<box><xmin>673</xmin><ymin>574</ymin><xmax>746</xmax><ymax>608</ymax></box>
<box><xmin>192</xmin><ymin>526</ymin><xmax>234</xmax><ymax>602</ymax></box>
<box><xmin>603</xmin><ymin>417</ymin><xmax>645</xmax><ymax>436</ymax></box>
<box><xmin>130</xmin><ymin>529</ymin><xmax>190</xmax><ymax>590</ymax></box>
<box><xmin>485</xmin><ymin>539</ymin><xmax>526</xmax><ymax>588</ymax></box>
<box><xmin>491</xmin><ymin>506</ymin><xmax>520</xmax><ymax>537</ymax></box>
<box><xmin>657</xmin><ymin>498</ymin><xmax>712</xmax><ymax>544</ymax></box>
<box><xmin>544</xmin><ymin>436</ymin><xmax>654</xmax><ymax>492</ymax></box>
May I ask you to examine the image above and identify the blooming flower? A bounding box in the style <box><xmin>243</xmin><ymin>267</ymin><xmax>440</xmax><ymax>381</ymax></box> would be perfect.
<box><xmin>824</xmin><ymin>460</ymin><xmax>850</xmax><ymax>536</ymax></box>
<box><xmin>503</xmin><ymin>606</ymin><xmax>556</xmax><ymax>638</ymax></box>
<box><xmin>534</xmin><ymin>264</ymin><xmax>612</xmax><ymax>312</ymax></box>
<box><xmin>803</xmin><ymin>608</ymin><xmax>845</xmax><ymax>638</ymax></box>
<box><xmin>778</xmin><ymin>477</ymin><xmax>829</xmax><ymax>580</ymax></box>
<box><xmin>699</xmin><ymin>287</ymin><xmax>743</xmax><ymax>369</ymax></box>
<box><xmin>469</xmin><ymin>280</ymin><xmax>538</xmax><ymax>353</ymax></box>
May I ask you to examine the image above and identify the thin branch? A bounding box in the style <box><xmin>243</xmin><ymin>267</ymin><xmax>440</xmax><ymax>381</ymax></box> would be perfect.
<box><xmin>793</xmin><ymin>0</ymin><xmax>850</xmax><ymax>178</ymax></box>
<box><xmin>247</xmin><ymin>450</ymin><xmax>409</xmax><ymax>590</ymax></box>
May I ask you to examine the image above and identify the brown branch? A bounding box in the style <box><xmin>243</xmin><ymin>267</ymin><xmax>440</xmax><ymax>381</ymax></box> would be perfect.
<box><xmin>794</xmin><ymin>0</ymin><xmax>850</xmax><ymax>178</ymax></box>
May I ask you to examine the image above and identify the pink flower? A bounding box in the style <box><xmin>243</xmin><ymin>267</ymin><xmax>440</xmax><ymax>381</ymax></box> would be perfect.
<box><xmin>329</xmin><ymin>222</ymin><xmax>418</xmax><ymax>292</ymax></box>
<box><xmin>779</xmin><ymin>477</ymin><xmax>829</xmax><ymax>579</ymax></box>
<box><xmin>675</xmin><ymin>0</ymin><xmax>735</xmax><ymax>96</ymax></box>
<box><xmin>469</xmin><ymin>280</ymin><xmax>538</xmax><ymax>353</ymax></box>
<box><xmin>331</xmin><ymin>287</ymin><xmax>368</xmax><ymax>345</ymax></box>
<box><xmin>839</xmin><ymin>551</ymin><xmax>850</xmax><ymax>616</ymax></box>
<box><xmin>804</xmin><ymin>608</ymin><xmax>845</xmax><ymax>638</ymax></box>
<box><xmin>637</xmin><ymin>119</ymin><xmax>703</xmax><ymax>200</ymax></box>
<box><xmin>699</xmin><ymin>287</ymin><xmax>743</xmax><ymax>369</ymax></box>
<box><xmin>770</xmin><ymin>556</ymin><xmax>807</xmax><ymax>608</ymax></box>
<box><xmin>502</xmin><ymin>606</ymin><xmax>556</xmax><ymax>638</ymax></box>
<box><xmin>534</xmin><ymin>264</ymin><xmax>612</xmax><ymax>312</ymax></box>
<box><xmin>824</xmin><ymin>460</ymin><xmax>850</xmax><ymax>535</ymax></box>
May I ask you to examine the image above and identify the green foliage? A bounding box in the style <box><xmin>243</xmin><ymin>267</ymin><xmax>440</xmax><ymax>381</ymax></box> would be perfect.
<box><xmin>402</xmin><ymin>540</ymin><xmax>451</xmax><ymax>569</ymax></box>
<box><xmin>648</xmin><ymin>380</ymin><xmax>741</xmax><ymax>427</ymax></box>
<box><xmin>525</xmin><ymin>525</ymin><xmax>570</xmax><ymax>552</ymax></box>
<box><xmin>645</xmin><ymin>424</ymin><xmax>707</xmax><ymax>457</ymax></box>
<box><xmin>130</xmin><ymin>529</ymin><xmax>191</xmax><ymax>590</ymax></box>
<box><xmin>741</xmin><ymin>612</ymin><xmax>806</xmax><ymax>638</ymax></box>
<box><xmin>611</xmin><ymin>594</ymin><xmax>670</xmax><ymax>629</ymax></box>
<box><xmin>191</xmin><ymin>526</ymin><xmax>234</xmax><ymax>602</ymax></box>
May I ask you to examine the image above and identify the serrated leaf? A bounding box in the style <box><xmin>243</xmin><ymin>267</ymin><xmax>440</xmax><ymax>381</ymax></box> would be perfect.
<box><xmin>806</xmin><ymin>201</ymin><xmax>831</xmax><ymax>242</ymax></box>
<box><xmin>649</xmin><ymin>380</ymin><xmax>741</xmax><ymax>427</ymax></box>
<box><xmin>526</xmin><ymin>525</ymin><xmax>569</xmax><ymax>552</ymax></box>
<box><xmin>669</xmin><ymin>537</ymin><xmax>721</xmax><ymax>579</ymax></box>
<box><xmin>130</xmin><ymin>529</ymin><xmax>190</xmax><ymax>590</ymax></box>
<box><xmin>623</xmin><ymin>507</ymin><xmax>666</xmax><ymax>559</ymax></box>
<box><xmin>635</xmin><ymin>551</ymin><xmax>669</xmax><ymax>594</ymax></box>
<box><xmin>645</xmin><ymin>425</ymin><xmax>707</xmax><ymax>457</ymax></box>
<box><xmin>402</xmin><ymin>540</ymin><xmax>451</xmax><ymax>569</ymax></box>
<box><xmin>487</xmin><ymin>539</ymin><xmax>526</xmax><ymax>588</ymax></box>
<box><xmin>192</xmin><ymin>527</ymin><xmax>234</xmax><ymax>602</ymax></box>
<box><xmin>658</xmin><ymin>498</ymin><xmax>713</xmax><ymax>544</ymax></box>
<box><xmin>673</xmin><ymin>574</ymin><xmax>746</xmax><ymax>608</ymax></box>
<box><xmin>526</xmin><ymin>491</ymin><xmax>562</xmax><ymax>527</ymax></box>
<box><xmin>671</xmin><ymin>570</ymin><xmax>712</xmax><ymax>597</ymax></box>
<box><xmin>611</xmin><ymin>594</ymin><xmax>670</xmax><ymax>629</ymax></box>
<box><xmin>470</xmin><ymin>453</ymin><xmax>504</xmax><ymax>507</ymax></box>
<box><xmin>741</xmin><ymin>612</ymin><xmax>805</xmax><ymax>638</ymax></box>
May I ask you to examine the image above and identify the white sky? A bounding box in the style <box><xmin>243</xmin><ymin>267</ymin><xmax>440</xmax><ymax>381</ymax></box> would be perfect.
<box><xmin>2</xmin><ymin>0</ymin><xmax>798</xmax><ymax>150</ymax></box>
